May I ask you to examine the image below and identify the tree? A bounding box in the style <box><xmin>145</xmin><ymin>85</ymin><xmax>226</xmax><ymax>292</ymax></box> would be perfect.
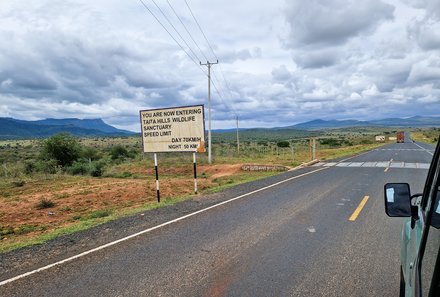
<box><xmin>40</xmin><ymin>133</ymin><xmax>81</xmax><ymax>167</ymax></box>
<box><xmin>276</xmin><ymin>141</ymin><xmax>290</xmax><ymax>148</ymax></box>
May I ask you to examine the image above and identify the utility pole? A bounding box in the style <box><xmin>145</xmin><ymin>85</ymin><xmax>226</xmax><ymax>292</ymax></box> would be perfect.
<box><xmin>200</xmin><ymin>60</ymin><xmax>218</xmax><ymax>164</ymax></box>
<box><xmin>236</xmin><ymin>115</ymin><xmax>240</xmax><ymax>154</ymax></box>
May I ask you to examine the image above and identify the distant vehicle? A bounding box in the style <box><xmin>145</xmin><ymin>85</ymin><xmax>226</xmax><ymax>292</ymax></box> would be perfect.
<box><xmin>397</xmin><ymin>131</ymin><xmax>405</xmax><ymax>143</ymax></box>
<box><xmin>384</xmin><ymin>136</ymin><xmax>440</xmax><ymax>296</ymax></box>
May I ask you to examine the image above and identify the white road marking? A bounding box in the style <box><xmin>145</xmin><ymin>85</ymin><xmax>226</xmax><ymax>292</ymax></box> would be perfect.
<box><xmin>0</xmin><ymin>166</ymin><xmax>329</xmax><ymax>287</ymax></box>
<box><xmin>413</xmin><ymin>142</ymin><xmax>434</xmax><ymax>156</ymax></box>
<box><xmin>316</xmin><ymin>161</ymin><xmax>430</xmax><ymax>169</ymax></box>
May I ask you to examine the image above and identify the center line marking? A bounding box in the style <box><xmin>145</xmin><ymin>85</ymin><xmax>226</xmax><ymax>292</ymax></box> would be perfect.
<box><xmin>349</xmin><ymin>195</ymin><xmax>370</xmax><ymax>221</ymax></box>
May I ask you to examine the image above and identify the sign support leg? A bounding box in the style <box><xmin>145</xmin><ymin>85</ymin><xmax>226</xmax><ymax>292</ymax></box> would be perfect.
<box><xmin>193</xmin><ymin>152</ymin><xmax>198</xmax><ymax>194</ymax></box>
<box><xmin>154</xmin><ymin>153</ymin><xmax>160</xmax><ymax>203</ymax></box>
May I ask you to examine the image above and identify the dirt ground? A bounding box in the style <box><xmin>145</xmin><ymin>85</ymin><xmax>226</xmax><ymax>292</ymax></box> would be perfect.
<box><xmin>0</xmin><ymin>164</ymin><xmax>245</xmax><ymax>245</ymax></box>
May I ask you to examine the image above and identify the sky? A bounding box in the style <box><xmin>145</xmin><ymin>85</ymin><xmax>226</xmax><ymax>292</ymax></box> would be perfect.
<box><xmin>0</xmin><ymin>0</ymin><xmax>439</xmax><ymax>131</ymax></box>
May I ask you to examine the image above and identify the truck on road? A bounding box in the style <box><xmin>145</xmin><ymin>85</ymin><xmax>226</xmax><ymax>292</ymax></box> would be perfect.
<box><xmin>397</xmin><ymin>131</ymin><xmax>404</xmax><ymax>143</ymax></box>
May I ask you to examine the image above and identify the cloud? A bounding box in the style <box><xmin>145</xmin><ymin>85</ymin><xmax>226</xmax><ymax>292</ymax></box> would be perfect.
<box><xmin>284</xmin><ymin>0</ymin><xmax>394</xmax><ymax>48</ymax></box>
<box><xmin>292</xmin><ymin>47</ymin><xmax>342</xmax><ymax>68</ymax></box>
<box><xmin>0</xmin><ymin>0</ymin><xmax>439</xmax><ymax>131</ymax></box>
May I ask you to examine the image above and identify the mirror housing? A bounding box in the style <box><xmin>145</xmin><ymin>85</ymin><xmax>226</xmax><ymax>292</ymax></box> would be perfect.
<box><xmin>384</xmin><ymin>183</ymin><xmax>411</xmax><ymax>217</ymax></box>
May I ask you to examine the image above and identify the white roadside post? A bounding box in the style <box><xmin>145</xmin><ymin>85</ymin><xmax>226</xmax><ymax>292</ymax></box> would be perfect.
<box><xmin>154</xmin><ymin>153</ymin><xmax>160</xmax><ymax>202</ymax></box>
<box><xmin>193</xmin><ymin>153</ymin><xmax>198</xmax><ymax>194</ymax></box>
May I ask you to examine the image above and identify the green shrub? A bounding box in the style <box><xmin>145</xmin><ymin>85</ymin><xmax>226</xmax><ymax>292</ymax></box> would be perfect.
<box><xmin>0</xmin><ymin>226</ymin><xmax>14</xmax><ymax>238</ymax></box>
<box><xmin>68</xmin><ymin>161</ymin><xmax>89</xmax><ymax>175</ymax></box>
<box><xmin>68</xmin><ymin>160</ymin><xmax>105</xmax><ymax>177</ymax></box>
<box><xmin>81</xmin><ymin>147</ymin><xmax>100</xmax><ymax>161</ymax></box>
<box><xmin>89</xmin><ymin>210</ymin><xmax>111</xmax><ymax>219</ymax></box>
<box><xmin>276</xmin><ymin>141</ymin><xmax>290</xmax><ymax>148</ymax></box>
<box><xmin>89</xmin><ymin>160</ymin><xmax>106</xmax><ymax>177</ymax></box>
<box><xmin>110</xmin><ymin>145</ymin><xmax>129</xmax><ymax>160</ymax></box>
<box><xmin>14</xmin><ymin>224</ymin><xmax>37</xmax><ymax>235</ymax></box>
<box><xmin>24</xmin><ymin>161</ymin><xmax>36</xmax><ymax>174</ymax></box>
<box><xmin>35</xmin><ymin>159</ymin><xmax>58</xmax><ymax>174</ymax></box>
<box><xmin>36</xmin><ymin>198</ymin><xmax>55</xmax><ymax>209</ymax></box>
<box><xmin>39</xmin><ymin>133</ymin><xmax>81</xmax><ymax>167</ymax></box>
<box><xmin>12</xmin><ymin>180</ymin><xmax>25</xmax><ymax>187</ymax></box>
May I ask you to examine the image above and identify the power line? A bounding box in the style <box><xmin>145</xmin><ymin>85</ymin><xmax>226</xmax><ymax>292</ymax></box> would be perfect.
<box><xmin>183</xmin><ymin>1</ymin><xmax>238</xmax><ymax>117</ymax></box>
<box><xmin>166</xmin><ymin>0</ymin><xmax>209</xmax><ymax>62</ymax></box>
<box><xmin>138</xmin><ymin>0</ymin><xmax>207</xmax><ymax>76</ymax></box>
<box><xmin>184</xmin><ymin>0</ymin><xmax>219</xmax><ymax>61</ymax></box>
<box><xmin>141</xmin><ymin>0</ymin><xmax>238</xmax><ymax>120</ymax></box>
<box><xmin>149</xmin><ymin>0</ymin><xmax>202</xmax><ymax>63</ymax></box>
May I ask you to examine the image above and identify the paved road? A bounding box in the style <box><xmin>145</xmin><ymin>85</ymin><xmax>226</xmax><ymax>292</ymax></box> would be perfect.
<box><xmin>0</xmin><ymin>140</ymin><xmax>435</xmax><ymax>296</ymax></box>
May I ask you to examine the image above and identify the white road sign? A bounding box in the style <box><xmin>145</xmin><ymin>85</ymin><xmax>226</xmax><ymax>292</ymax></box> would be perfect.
<box><xmin>140</xmin><ymin>105</ymin><xmax>206</xmax><ymax>153</ymax></box>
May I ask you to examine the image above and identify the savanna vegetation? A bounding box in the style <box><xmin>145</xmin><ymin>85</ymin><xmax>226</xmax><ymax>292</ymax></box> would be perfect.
<box><xmin>0</xmin><ymin>127</ymin><xmax>418</xmax><ymax>252</ymax></box>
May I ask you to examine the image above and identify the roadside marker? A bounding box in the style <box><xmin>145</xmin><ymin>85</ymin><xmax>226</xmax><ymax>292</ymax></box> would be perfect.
<box><xmin>193</xmin><ymin>152</ymin><xmax>198</xmax><ymax>194</ymax></box>
<box><xmin>154</xmin><ymin>153</ymin><xmax>160</xmax><ymax>202</ymax></box>
<box><xmin>349</xmin><ymin>195</ymin><xmax>370</xmax><ymax>221</ymax></box>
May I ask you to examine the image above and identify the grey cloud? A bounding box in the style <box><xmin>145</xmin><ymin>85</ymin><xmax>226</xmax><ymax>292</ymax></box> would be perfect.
<box><xmin>217</xmin><ymin>48</ymin><xmax>253</xmax><ymax>63</ymax></box>
<box><xmin>408</xmin><ymin>19</ymin><xmax>440</xmax><ymax>50</ymax></box>
<box><xmin>284</xmin><ymin>0</ymin><xmax>394</xmax><ymax>48</ymax></box>
<box><xmin>271</xmin><ymin>65</ymin><xmax>292</xmax><ymax>82</ymax></box>
<box><xmin>292</xmin><ymin>47</ymin><xmax>342</xmax><ymax>68</ymax></box>
<box><xmin>407</xmin><ymin>57</ymin><xmax>440</xmax><ymax>84</ymax></box>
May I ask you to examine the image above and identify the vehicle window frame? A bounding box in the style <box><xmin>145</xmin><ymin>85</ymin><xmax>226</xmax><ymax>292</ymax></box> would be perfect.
<box><xmin>416</xmin><ymin>137</ymin><xmax>440</xmax><ymax>296</ymax></box>
<box><xmin>422</xmin><ymin>139</ymin><xmax>440</xmax><ymax>210</ymax></box>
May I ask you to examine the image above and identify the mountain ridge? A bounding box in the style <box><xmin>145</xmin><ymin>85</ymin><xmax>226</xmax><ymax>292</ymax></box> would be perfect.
<box><xmin>214</xmin><ymin>116</ymin><xmax>440</xmax><ymax>132</ymax></box>
<box><xmin>1</xmin><ymin>115</ymin><xmax>439</xmax><ymax>139</ymax></box>
<box><xmin>0</xmin><ymin>117</ymin><xmax>135</xmax><ymax>139</ymax></box>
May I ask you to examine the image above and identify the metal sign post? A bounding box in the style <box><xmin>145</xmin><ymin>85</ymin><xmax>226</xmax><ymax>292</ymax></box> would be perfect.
<box><xmin>154</xmin><ymin>153</ymin><xmax>160</xmax><ymax>203</ymax></box>
<box><xmin>193</xmin><ymin>152</ymin><xmax>198</xmax><ymax>194</ymax></box>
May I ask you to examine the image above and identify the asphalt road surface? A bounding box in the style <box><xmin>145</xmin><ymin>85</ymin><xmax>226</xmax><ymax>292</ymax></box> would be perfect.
<box><xmin>0</xmin><ymin>140</ymin><xmax>435</xmax><ymax>297</ymax></box>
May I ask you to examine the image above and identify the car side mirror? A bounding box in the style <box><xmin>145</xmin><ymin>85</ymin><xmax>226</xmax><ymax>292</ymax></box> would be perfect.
<box><xmin>384</xmin><ymin>183</ymin><xmax>411</xmax><ymax>217</ymax></box>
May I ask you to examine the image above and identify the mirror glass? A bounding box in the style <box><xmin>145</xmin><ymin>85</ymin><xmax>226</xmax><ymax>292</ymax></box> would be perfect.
<box><xmin>384</xmin><ymin>183</ymin><xmax>411</xmax><ymax>217</ymax></box>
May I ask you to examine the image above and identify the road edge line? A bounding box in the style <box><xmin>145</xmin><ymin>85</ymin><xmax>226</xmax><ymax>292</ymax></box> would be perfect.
<box><xmin>413</xmin><ymin>142</ymin><xmax>434</xmax><ymax>156</ymax></box>
<box><xmin>0</xmin><ymin>166</ymin><xmax>329</xmax><ymax>287</ymax></box>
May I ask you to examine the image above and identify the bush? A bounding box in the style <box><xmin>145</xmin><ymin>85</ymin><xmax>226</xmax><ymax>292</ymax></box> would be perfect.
<box><xmin>68</xmin><ymin>161</ymin><xmax>89</xmax><ymax>175</ymax></box>
<box><xmin>40</xmin><ymin>133</ymin><xmax>81</xmax><ymax>167</ymax></box>
<box><xmin>35</xmin><ymin>198</ymin><xmax>55</xmax><ymax>209</ymax></box>
<box><xmin>276</xmin><ymin>141</ymin><xmax>290</xmax><ymax>148</ymax></box>
<box><xmin>24</xmin><ymin>161</ymin><xmax>36</xmax><ymax>174</ymax></box>
<box><xmin>81</xmin><ymin>147</ymin><xmax>100</xmax><ymax>161</ymax></box>
<box><xmin>68</xmin><ymin>160</ymin><xmax>106</xmax><ymax>177</ymax></box>
<box><xmin>89</xmin><ymin>210</ymin><xmax>111</xmax><ymax>219</ymax></box>
<box><xmin>12</xmin><ymin>180</ymin><xmax>25</xmax><ymax>187</ymax></box>
<box><xmin>319</xmin><ymin>138</ymin><xmax>341</xmax><ymax>147</ymax></box>
<box><xmin>110</xmin><ymin>145</ymin><xmax>129</xmax><ymax>160</ymax></box>
<box><xmin>35</xmin><ymin>159</ymin><xmax>58</xmax><ymax>174</ymax></box>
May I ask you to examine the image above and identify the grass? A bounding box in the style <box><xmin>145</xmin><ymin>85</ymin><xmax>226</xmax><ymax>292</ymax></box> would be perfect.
<box><xmin>411</xmin><ymin>129</ymin><xmax>439</xmax><ymax>144</ymax></box>
<box><xmin>0</xmin><ymin>136</ymin><xmax>390</xmax><ymax>253</ymax></box>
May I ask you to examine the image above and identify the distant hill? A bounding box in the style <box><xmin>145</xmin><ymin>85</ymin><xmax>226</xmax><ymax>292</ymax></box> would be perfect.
<box><xmin>289</xmin><ymin>116</ymin><xmax>440</xmax><ymax>130</ymax></box>
<box><xmin>214</xmin><ymin>116</ymin><xmax>440</xmax><ymax>134</ymax></box>
<box><xmin>0</xmin><ymin>118</ymin><xmax>136</xmax><ymax>139</ymax></box>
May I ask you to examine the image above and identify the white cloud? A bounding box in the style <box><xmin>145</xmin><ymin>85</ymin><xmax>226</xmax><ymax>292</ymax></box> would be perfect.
<box><xmin>0</xmin><ymin>0</ymin><xmax>439</xmax><ymax>130</ymax></box>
